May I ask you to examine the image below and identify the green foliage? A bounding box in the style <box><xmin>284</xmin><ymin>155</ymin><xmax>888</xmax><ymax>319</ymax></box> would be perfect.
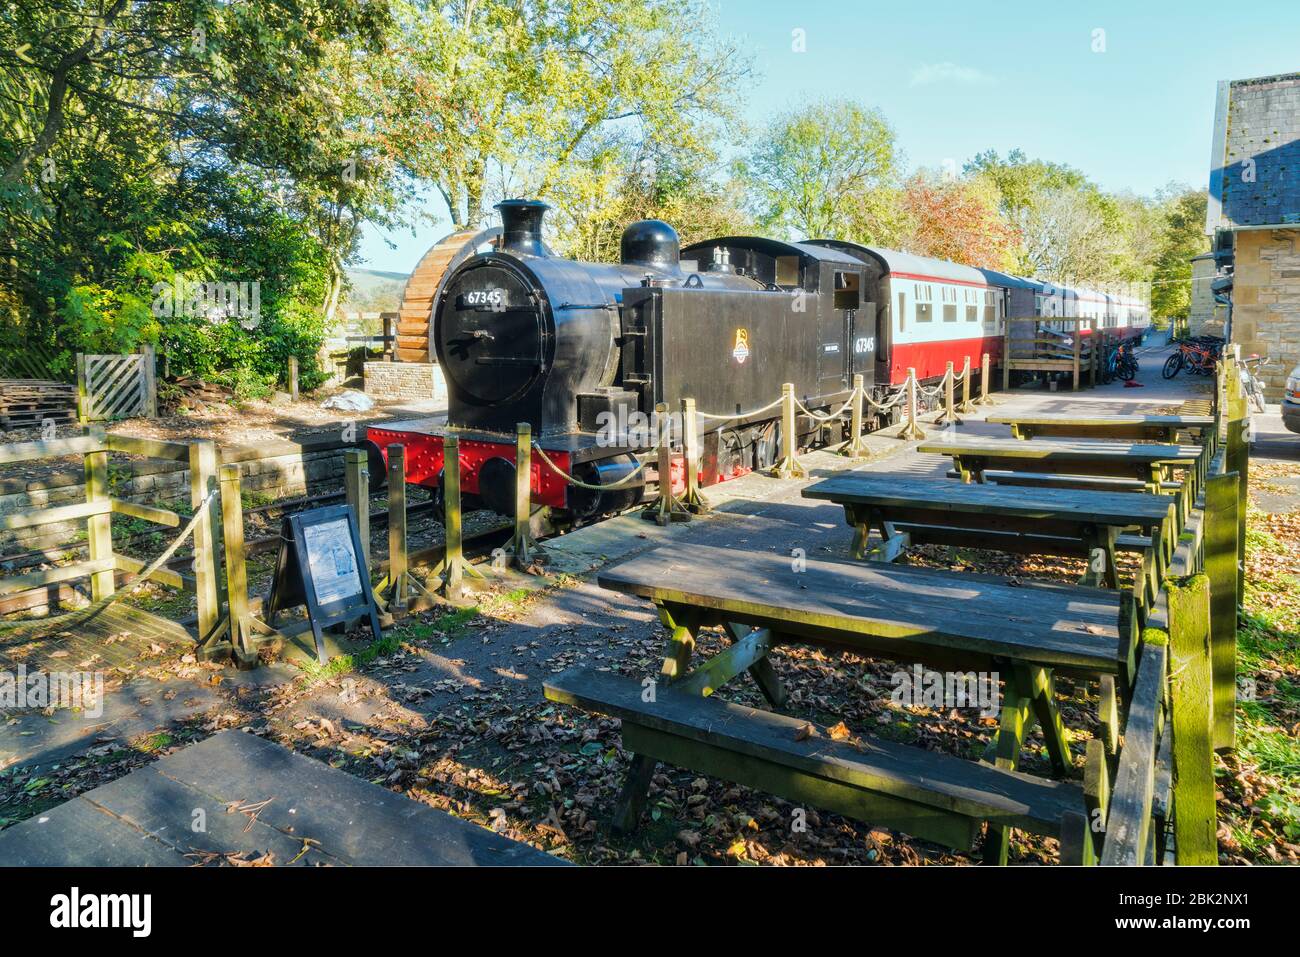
<box><xmin>742</xmin><ymin>99</ymin><xmax>899</xmax><ymax>240</ymax></box>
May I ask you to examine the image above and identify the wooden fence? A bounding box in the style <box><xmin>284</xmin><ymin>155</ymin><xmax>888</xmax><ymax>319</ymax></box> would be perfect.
<box><xmin>76</xmin><ymin>347</ymin><xmax>158</xmax><ymax>422</ymax></box>
<box><xmin>0</xmin><ymin>430</ymin><xmax>225</xmax><ymax>645</ymax></box>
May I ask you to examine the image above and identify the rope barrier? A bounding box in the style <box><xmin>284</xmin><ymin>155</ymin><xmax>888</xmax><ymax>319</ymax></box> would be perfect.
<box><xmin>694</xmin><ymin>395</ymin><xmax>784</xmax><ymax>422</ymax></box>
<box><xmin>532</xmin><ymin>442</ymin><xmax>652</xmax><ymax>491</ymax></box>
<box><xmin>0</xmin><ymin>490</ymin><xmax>219</xmax><ymax>638</ymax></box>
<box><xmin>793</xmin><ymin>391</ymin><xmax>857</xmax><ymax>423</ymax></box>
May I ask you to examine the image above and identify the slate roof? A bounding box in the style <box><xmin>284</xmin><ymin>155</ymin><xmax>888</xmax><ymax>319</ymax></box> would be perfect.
<box><xmin>1208</xmin><ymin>73</ymin><xmax>1300</xmax><ymax>232</ymax></box>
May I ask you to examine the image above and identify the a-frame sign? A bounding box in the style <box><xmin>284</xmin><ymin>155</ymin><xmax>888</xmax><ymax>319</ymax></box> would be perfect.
<box><xmin>265</xmin><ymin>505</ymin><xmax>383</xmax><ymax>664</ymax></box>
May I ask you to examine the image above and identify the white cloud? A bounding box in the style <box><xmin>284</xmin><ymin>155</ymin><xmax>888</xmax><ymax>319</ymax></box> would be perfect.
<box><xmin>909</xmin><ymin>62</ymin><xmax>996</xmax><ymax>87</ymax></box>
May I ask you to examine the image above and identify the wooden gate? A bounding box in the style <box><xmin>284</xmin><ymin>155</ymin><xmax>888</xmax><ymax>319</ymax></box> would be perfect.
<box><xmin>77</xmin><ymin>348</ymin><xmax>158</xmax><ymax>422</ymax></box>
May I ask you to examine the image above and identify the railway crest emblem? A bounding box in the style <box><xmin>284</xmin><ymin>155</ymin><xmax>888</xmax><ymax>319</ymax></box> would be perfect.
<box><xmin>732</xmin><ymin>328</ymin><xmax>750</xmax><ymax>364</ymax></box>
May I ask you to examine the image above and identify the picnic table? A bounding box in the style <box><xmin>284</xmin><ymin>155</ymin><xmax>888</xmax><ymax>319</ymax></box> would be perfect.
<box><xmin>545</xmin><ymin>542</ymin><xmax>1136</xmax><ymax>863</ymax></box>
<box><xmin>985</xmin><ymin>412</ymin><xmax>1215</xmax><ymax>443</ymax></box>
<box><xmin>802</xmin><ymin>473</ymin><xmax>1176</xmax><ymax>588</ymax></box>
<box><xmin>917</xmin><ymin>437</ymin><xmax>1203</xmax><ymax>491</ymax></box>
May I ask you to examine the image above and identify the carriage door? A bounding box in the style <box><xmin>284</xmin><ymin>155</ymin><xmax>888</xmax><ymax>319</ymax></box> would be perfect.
<box><xmin>830</xmin><ymin>270</ymin><xmax>861</xmax><ymax>391</ymax></box>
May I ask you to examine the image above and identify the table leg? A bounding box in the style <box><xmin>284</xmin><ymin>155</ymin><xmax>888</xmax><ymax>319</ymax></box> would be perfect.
<box><xmin>724</xmin><ymin>622</ymin><xmax>787</xmax><ymax>707</ymax></box>
<box><xmin>1025</xmin><ymin>665</ymin><xmax>1073</xmax><ymax>776</ymax></box>
<box><xmin>983</xmin><ymin>668</ymin><xmax>1034</xmax><ymax>864</ymax></box>
<box><xmin>612</xmin><ymin>602</ymin><xmax>701</xmax><ymax>833</ymax></box>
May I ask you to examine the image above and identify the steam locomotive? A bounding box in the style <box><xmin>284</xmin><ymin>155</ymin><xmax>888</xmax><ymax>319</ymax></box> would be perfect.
<box><xmin>366</xmin><ymin>199</ymin><xmax>1149</xmax><ymax>526</ymax></box>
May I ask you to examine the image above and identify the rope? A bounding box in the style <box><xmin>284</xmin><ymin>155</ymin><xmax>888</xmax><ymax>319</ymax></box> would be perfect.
<box><xmin>0</xmin><ymin>491</ymin><xmax>218</xmax><ymax>639</ymax></box>
<box><xmin>531</xmin><ymin>443</ymin><xmax>652</xmax><ymax>491</ymax></box>
<box><xmin>793</xmin><ymin>392</ymin><xmax>857</xmax><ymax>423</ymax></box>
<box><xmin>695</xmin><ymin>395</ymin><xmax>784</xmax><ymax>422</ymax></box>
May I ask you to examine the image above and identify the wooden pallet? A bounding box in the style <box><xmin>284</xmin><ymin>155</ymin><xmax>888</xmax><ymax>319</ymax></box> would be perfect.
<box><xmin>0</xmin><ymin>378</ymin><xmax>76</xmax><ymax>428</ymax></box>
<box><xmin>0</xmin><ymin>602</ymin><xmax>193</xmax><ymax>673</ymax></box>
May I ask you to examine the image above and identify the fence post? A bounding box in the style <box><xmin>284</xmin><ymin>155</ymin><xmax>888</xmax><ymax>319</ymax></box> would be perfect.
<box><xmin>644</xmin><ymin>402</ymin><xmax>692</xmax><ymax>524</ymax></box>
<box><xmin>1225</xmin><ymin>373</ymin><xmax>1249</xmax><ymax>600</ymax></box>
<box><xmin>344</xmin><ymin>448</ymin><xmax>370</xmax><ymax>571</ymax></box>
<box><xmin>138</xmin><ymin>344</ymin><xmax>158</xmax><ymax>418</ymax></box>
<box><xmin>772</xmin><ymin>384</ymin><xmax>808</xmax><ymax>477</ymax></box>
<box><xmin>843</xmin><ymin>373</ymin><xmax>869</xmax><ymax>458</ymax></box>
<box><xmin>680</xmin><ymin>398</ymin><xmax>709</xmax><ymax>513</ymax></box>
<box><xmin>936</xmin><ymin>361</ymin><xmax>961</xmax><ymax>428</ymax></box>
<box><xmin>1072</xmin><ymin>331</ymin><xmax>1082</xmax><ymax>391</ymax></box>
<box><xmin>288</xmin><ymin>355</ymin><xmax>300</xmax><ymax>402</ymax></box>
<box><xmin>1167</xmin><ymin>574</ymin><xmax>1218</xmax><ymax>865</ymax></box>
<box><xmin>386</xmin><ymin>444</ymin><xmax>409</xmax><ymax>610</ymax></box>
<box><xmin>957</xmin><ymin>356</ymin><xmax>976</xmax><ymax>413</ymax></box>
<box><xmin>83</xmin><ymin>428</ymin><xmax>114</xmax><ymax>601</ymax></box>
<box><xmin>1204</xmin><ymin>472</ymin><xmax>1239</xmax><ymax>752</ymax></box>
<box><xmin>979</xmin><ymin>352</ymin><xmax>994</xmax><ymax>405</ymax></box>
<box><xmin>899</xmin><ymin>369</ymin><xmax>926</xmax><ymax>440</ymax></box>
<box><xmin>439</xmin><ymin>435</ymin><xmax>482</xmax><ymax>598</ymax></box>
<box><xmin>218</xmin><ymin>463</ymin><xmax>258</xmax><ymax>669</ymax></box>
<box><xmin>511</xmin><ymin>422</ymin><xmax>540</xmax><ymax>565</ymax></box>
<box><xmin>76</xmin><ymin>353</ymin><xmax>89</xmax><ymax>424</ymax></box>
<box><xmin>189</xmin><ymin>439</ymin><xmax>222</xmax><ymax>643</ymax></box>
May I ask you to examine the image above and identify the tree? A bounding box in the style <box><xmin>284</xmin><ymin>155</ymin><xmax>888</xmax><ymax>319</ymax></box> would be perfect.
<box><xmin>896</xmin><ymin>172</ymin><xmax>1019</xmax><ymax>270</ymax></box>
<box><xmin>1149</xmin><ymin>188</ymin><xmax>1210</xmax><ymax>320</ymax></box>
<box><xmin>743</xmin><ymin>99</ymin><xmax>898</xmax><ymax>240</ymax></box>
<box><xmin>0</xmin><ymin>0</ymin><xmax>404</xmax><ymax>388</ymax></box>
<box><xmin>375</xmin><ymin>0</ymin><xmax>751</xmax><ymax>230</ymax></box>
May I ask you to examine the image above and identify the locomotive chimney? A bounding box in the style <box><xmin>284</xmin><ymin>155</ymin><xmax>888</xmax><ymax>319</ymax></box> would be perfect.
<box><xmin>620</xmin><ymin>219</ymin><xmax>681</xmax><ymax>270</ymax></box>
<box><xmin>495</xmin><ymin>199</ymin><xmax>549</xmax><ymax>257</ymax></box>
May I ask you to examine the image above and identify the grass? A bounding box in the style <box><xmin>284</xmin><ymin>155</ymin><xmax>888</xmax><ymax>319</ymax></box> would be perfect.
<box><xmin>1219</xmin><ymin>485</ymin><xmax>1300</xmax><ymax>860</ymax></box>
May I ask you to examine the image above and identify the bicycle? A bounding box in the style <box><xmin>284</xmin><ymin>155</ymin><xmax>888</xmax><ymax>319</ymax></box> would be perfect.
<box><xmin>1240</xmin><ymin>355</ymin><xmax>1269</xmax><ymax>413</ymax></box>
<box><xmin>1162</xmin><ymin>336</ymin><xmax>1223</xmax><ymax>378</ymax></box>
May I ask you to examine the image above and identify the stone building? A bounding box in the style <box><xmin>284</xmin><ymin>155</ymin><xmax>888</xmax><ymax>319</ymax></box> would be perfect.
<box><xmin>1206</xmin><ymin>72</ymin><xmax>1300</xmax><ymax>397</ymax></box>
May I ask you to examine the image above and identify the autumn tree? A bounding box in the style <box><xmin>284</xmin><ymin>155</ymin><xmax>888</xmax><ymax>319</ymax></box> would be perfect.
<box><xmin>896</xmin><ymin>172</ymin><xmax>1019</xmax><ymax>270</ymax></box>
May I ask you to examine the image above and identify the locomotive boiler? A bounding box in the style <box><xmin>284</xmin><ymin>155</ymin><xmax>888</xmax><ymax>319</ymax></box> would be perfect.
<box><xmin>367</xmin><ymin>199</ymin><xmax>876</xmax><ymax>526</ymax></box>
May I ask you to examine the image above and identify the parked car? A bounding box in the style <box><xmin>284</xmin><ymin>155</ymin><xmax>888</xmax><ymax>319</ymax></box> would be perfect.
<box><xmin>1284</xmin><ymin>361</ymin><xmax>1300</xmax><ymax>434</ymax></box>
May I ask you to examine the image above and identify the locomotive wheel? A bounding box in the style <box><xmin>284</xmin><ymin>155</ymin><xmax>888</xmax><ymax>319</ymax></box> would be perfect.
<box><xmin>396</xmin><ymin>226</ymin><xmax>502</xmax><ymax>363</ymax></box>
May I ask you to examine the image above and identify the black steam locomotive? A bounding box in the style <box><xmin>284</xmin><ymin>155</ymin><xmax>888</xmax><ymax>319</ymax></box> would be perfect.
<box><xmin>367</xmin><ymin>199</ymin><xmax>881</xmax><ymax>525</ymax></box>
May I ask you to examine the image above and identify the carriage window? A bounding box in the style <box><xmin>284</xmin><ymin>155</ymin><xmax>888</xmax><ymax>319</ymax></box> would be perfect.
<box><xmin>916</xmin><ymin>302</ymin><xmax>933</xmax><ymax>322</ymax></box>
<box><xmin>775</xmin><ymin>256</ymin><xmax>800</xmax><ymax>287</ymax></box>
<box><xmin>833</xmin><ymin>271</ymin><xmax>860</xmax><ymax>310</ymax></box>
<box><xmin>983</xmin><ymin>305</ymin><xmax>996</xmax><ymax>326</ymax></box>
<box><xmin>966</xmin><ymin>305</ymin><xmax>978</xmax><ymax>323</ymax></box>
<box><xmin>898</xmin><ymin>291</ymin><xmax>907</xmax><ymax>331</ymax></box>
<box><xmin>943</xmin><ymin>304</ymin><xmax>957</xmax><ymax>322</ymax></box>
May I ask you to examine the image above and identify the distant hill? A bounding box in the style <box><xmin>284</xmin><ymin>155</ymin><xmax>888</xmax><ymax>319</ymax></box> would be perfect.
<box><xmin>341</xmin><ymin>267</ymin><xmax>408</xmax><ymax>313</ymax></box>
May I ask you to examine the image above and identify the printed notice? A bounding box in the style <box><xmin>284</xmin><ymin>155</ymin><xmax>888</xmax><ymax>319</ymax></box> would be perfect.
<box><xmin>302</xmin><ymin>518</ymin><xmax>363</xmax><ymax>606</ymax></box>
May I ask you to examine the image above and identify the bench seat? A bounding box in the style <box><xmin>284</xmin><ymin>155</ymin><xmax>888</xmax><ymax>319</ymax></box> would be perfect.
<box><xmin>545</xmin><ymin>668</ymin><xmax>1086</xmax><ymax>851</ymax></box>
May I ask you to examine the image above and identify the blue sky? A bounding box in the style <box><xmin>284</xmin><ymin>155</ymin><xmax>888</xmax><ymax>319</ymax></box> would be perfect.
<box><xmin>355</xmin><ymin>0</ymin><xmax>1300</xmax><ymax>274</ymax></box>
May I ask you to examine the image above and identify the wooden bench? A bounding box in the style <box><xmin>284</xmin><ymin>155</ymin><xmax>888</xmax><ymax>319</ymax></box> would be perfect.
<box><xmin>545</xmin><ymin>668</ymin><xmax>1088</xmax><ymax>855</ymax></box>
<box><xmin>919</xmin><ymin>437</ymin><xmax>1204</xmax><ymax>492</ymax></box>
<box><xmin>986</xmin><ymin>412</ymin><xmax>1215</xmax><ymax>444</ymax></box>
<box><xmin>802</xmin><ymin>473</ymin><xmax>1176</xmax><ymax>589</ymax></box>
<box><xmin>548</xmin><ymin>542</ymin><xmax>1139</xmax><ymax>862</ymax></box>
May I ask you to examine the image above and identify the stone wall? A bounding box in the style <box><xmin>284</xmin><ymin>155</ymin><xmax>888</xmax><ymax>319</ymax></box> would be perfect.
<box><xmin>0</xmin><ymin>437</ymin><xmax>354</xmax><ymax>555</ymax></box>
<box><xmin>363</xmin><ymin>361</ymin><xmax>447</xmax><ymax>404</ymax></box>
<box><xmin>1231</xmin><ymin>228</ymin><xmax>1300</xmax><ymax>397</ymax></box>
<box><xmin>1189</xmin><ymin>255</ymin><xmax>1228</xmax><ymax>338</ymax></box>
